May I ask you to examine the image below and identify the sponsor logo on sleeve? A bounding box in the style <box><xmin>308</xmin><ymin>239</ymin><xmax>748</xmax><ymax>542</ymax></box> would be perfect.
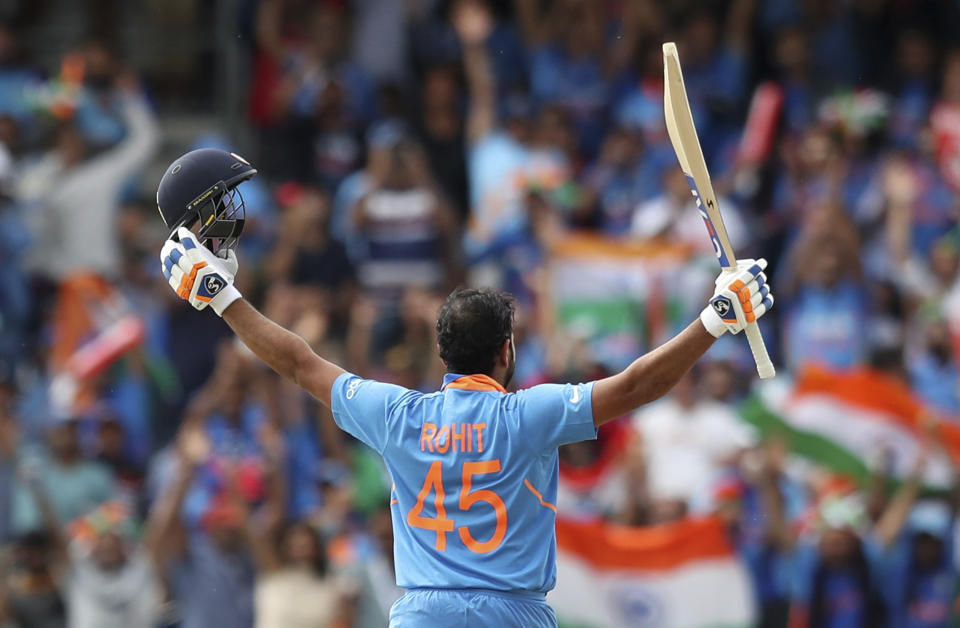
<box><xmin>346</xmin><ymin>379</ymin><xmax>361</xmax><ymax>400</ymax></box>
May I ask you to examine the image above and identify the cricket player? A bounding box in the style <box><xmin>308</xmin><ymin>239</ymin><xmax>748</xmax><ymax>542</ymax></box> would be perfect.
<box><xmin>156</xmin><ymin>148</ymin><xmax>774</xmax><ymax>627</ymax></box>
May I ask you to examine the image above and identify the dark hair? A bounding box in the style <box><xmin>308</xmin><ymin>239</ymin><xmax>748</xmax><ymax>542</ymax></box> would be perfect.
<box><xmin>277</xmin><ymin>521</ymin><xmax>328</xmax><ymax>577</ymax></box>
<box><xmin>436</xmin><ymin>287</ymin><xmax>515</xmax><ymax>376</ymax></box>
<box><xmin>809</xmin><ymin>538</ymin><xmax>885</xmax><ymax>627</ymax></box>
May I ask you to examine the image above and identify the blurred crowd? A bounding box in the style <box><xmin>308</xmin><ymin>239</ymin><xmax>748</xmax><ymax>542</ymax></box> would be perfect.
<box><xmin>0</xmin><ymin>0</ymin><xmax>959</xmax><ymax>626</ymax></box>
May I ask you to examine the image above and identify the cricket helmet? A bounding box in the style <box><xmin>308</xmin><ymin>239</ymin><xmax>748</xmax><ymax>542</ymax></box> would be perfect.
<box><xmin>156</xmin><ymin>148</ymin><xmax>257</xmax><ymax>253</ymax></box>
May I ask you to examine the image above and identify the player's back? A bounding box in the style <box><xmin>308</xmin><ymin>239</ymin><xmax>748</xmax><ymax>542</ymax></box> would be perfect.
<box><xmin>331</xmin><ymin>372</ymin><xmax>596</xmax><ymax>596</ymax></box>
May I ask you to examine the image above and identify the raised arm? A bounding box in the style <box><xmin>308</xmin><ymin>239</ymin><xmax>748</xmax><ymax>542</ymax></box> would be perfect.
<box><xmin>222</xmin><ymin>301</ymin><xmax>345</xmax><ymax>407</ymax></box>
<box><xmin>873</xmin><ymin>443</ymin><xmax>927</xmax><ymax>548</ymax></box>
<box><xmin>243</xmin><ymin>420</ymin><xmax>288</xmax><ymax>573</ymax></box>
<box><xmin>160</xmin><ymin>228</ymin><xmax>345</xmax><ymax>408</ymax></box>
<box><xmin>143</xmin><ymin>422</ymin><xmax>209</xmax><ymax>566</ymax></box>
<box><xmin>453</xmin><ymin>0</ymin><xmax>497</xmax><ymax>144</ymax></box>
<box><xmin>592</xmin><ymin>320</ymin><xmax>715</xmax><ymax>424</ymax></box>
<box><xmin>22</xmin><ymin>469</ymin><xmax>67</xmax><ymax>570</ymax></box>
<box><xmin>592</xmin><ymin>259</ymin><xmax>773</xmax><ymax>426</ymax></box>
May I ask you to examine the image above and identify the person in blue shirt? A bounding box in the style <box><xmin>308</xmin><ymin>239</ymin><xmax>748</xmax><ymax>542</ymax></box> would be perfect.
<box><xmin>882</xmin><ymin>501</ymin><xmax>957</xmax><ymax>628</ymax></box>
<box><xmin>158</xmin><ymin>193</ymin><xmax>774</xmax><ymax>624</ymax></box>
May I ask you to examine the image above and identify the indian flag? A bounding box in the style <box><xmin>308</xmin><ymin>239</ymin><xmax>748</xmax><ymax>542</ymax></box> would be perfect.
<box><xmin>741</xmin><ymin>367</ymin><xmax>960</xmax><ymax>488</ymax></box>
<box><xmin>548</xmin><ymin>234</ymin><xmax>709</xmax><ymax>371</ymax></box>
<box><xmin>549</xmin><ymin>516</ymin><xmax>755</xmax><ymax>628</ymax></box>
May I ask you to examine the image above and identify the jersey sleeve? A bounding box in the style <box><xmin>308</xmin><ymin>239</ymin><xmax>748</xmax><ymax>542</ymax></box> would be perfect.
<box><xmin>514</xmin><ymin>381</ymin><xmax>597</xmax><ymax>452</ymax></box>
<box><xmin>330</xmin><ymin>372</ymin><xmax>412</xmax><ymax>454</ymax></box>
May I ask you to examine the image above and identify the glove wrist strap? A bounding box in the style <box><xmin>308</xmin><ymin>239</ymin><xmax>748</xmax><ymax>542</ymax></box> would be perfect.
<box><xmin>210</xmin><ymin>285</ymin><xmax>242</xmax><ymax>317</ymax></box>
<box><xmin>700</xmin><ymin>305</ymin><xmax>726</xmax><ymax>338</ymax></box>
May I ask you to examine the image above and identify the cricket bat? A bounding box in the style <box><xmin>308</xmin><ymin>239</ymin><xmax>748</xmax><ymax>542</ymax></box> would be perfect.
<box><xmin>662</xmin><ymin>42</ymin><xmax>775</xmax><ymax>379</ymax></box>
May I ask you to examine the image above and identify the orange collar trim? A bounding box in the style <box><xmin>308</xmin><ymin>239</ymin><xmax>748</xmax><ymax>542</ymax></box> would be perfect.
<box><xmin>442</xmin><ymin>374</ymin><xmax>507</xmax><ymax>393</ymax></box>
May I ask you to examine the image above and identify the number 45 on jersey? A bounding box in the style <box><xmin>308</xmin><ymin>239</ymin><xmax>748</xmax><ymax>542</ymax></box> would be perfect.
<box><xmin>407</xmin><ymin>460</ymin><xmax>508</xmax><ymax>554</ymax></box>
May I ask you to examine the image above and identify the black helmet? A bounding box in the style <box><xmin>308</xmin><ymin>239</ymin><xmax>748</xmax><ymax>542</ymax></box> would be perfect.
<box><xmin>156</xmin><ymin>148</ymin><xmax>257</xmax><ymax>253</ymax></box>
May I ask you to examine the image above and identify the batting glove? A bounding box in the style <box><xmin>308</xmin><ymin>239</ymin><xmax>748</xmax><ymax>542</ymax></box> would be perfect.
<box><xmin>160</xmin><ymin>227</ymin><xmax>242</xmax><ymax>316</ymax></box>
<box><xmin>700</xmin><ymin>258</ymin><xmax>774</xmax><ymax>338</ymax></box>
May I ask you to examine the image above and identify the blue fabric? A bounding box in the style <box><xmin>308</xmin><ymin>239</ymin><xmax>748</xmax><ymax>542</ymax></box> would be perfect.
<box><xmin>183</xmin><ymin>407</ymin><xmax>267</xmax><ymax>526</ymax></box>
<box><xmin>331</xmin><ymin>372</ymin><xmax>596</xmax><ymax>593</ymax></box>
<box><xmin>0</xmin><ymin>69</ymin><xmax>40</xmax><ymax>120</ymax></box>
<box><xmin>881</xmin><ymin>533</ymin><xmax>956</xmax><ymax>628</ymax></box>
<box><xmin>790</xmin><ymin>538</ymin><xmax>883</xmax><ymax>628</ymax></box>
<box><xmin>283</xmin><ymin>417</ymin><xmax>322</xmax><ymax>519</ymax></box>
<box><xmin>74</xmin><ymin>92</ymin><xmax>127</xmax><ymax>147</ymax></box>
<box><xmin>466</xmin><ymin>131</ymin><xmax>531</xmax><ymax>262</ymax></box>
<box><xmin>0</xmin><ymin>204</ymin><xmax>31</xmax><ymax>368</ymax></box>
<box><xmin>389</xmin><ymin>588</ymin><xmax>556</xmax><ymax>628</ymax></box>
<box><xmin>10</xmin><ymin>459</ymin><xmax>115</xmax><ymax>534</ymax></box>
<box><xmin>909</xmin><ymin>353</ymin><xmax>960</xmax><ymax>415</ymax></box>
<box><xmin>332</xmin><ymin>171</ymin><xmax>371</xmax><ymax>262</ymax></box>
<box><xmin>104</xmin><ymin>374</ymin><xmax>152</xmax><ymax>465</ymax></box>
<box><xmin>529</xmin><ymin>44</ymin><xmax>609</xmax><ymax>153</ymax></box>
<box><xmin>784</xmin><ymin>282</ymin><xmax>870</xmax><ymax>371</ymax></box>
<box><xmin>170</xmin><ymin>535</ymin><xmax>255</xmax><ymax>628</ymax></box>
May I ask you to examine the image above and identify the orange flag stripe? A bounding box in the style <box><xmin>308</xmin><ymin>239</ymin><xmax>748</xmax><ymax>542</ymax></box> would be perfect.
<box><xmin>555</xmin><ymin>516</ymin><xmax>734</xmax><ymax>571</ymax></box>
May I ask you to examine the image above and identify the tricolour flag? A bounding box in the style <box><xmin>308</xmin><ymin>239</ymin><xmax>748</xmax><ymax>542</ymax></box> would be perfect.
<box><xmin>548</xmin><ymin>235</ymin><xmax>704</xmax><ymax>371</ymax></box>
<box><xmin>741</xmin><ymin>367</ymin><xmax>960</xmax><ymax>488</ymax></box>
<box><xmin>549</xmin><ymin>516</ymin><xmax>755</xmax><ymax>628</ymax></box>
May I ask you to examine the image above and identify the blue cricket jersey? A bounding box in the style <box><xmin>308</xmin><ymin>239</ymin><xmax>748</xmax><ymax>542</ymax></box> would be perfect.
<box><xmin>331</xmin><ymin>372</ymin><xmax>596</xmax><ymax>594</ymax></box>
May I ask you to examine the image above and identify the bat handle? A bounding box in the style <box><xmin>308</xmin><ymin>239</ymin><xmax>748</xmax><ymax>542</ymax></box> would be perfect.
<box><xmin>745</xmin><ymin>322</ymin><xmax>775</xmax><ymax>379</ymax></box>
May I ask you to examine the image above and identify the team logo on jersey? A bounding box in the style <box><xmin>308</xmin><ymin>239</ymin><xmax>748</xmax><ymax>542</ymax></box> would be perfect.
<box><xmin>711</xmin><ymin>295</ymin><xmax>732</xmax><ymax>318</ymax></box>
<box><xmin>569</xmin><ymin>385</ymin><xmax>581</xmax><ymax>404</ymax></box>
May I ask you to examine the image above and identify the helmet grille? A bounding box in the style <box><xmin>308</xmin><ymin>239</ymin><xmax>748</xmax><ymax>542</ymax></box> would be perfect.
<box><xmin>194</xmin><ymin>182</ymin><xmax>246</xmax><ymax>254</ymax></box>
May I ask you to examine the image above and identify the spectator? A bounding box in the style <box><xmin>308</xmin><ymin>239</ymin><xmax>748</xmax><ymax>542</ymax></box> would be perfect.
<box><xmin>782</xmin><ymin>208</ymin><xmax>870</xmax><ymax>371</ymax></box>
<box><xmin>11</xmin><ymin>76</ymin><xmax>157</xmax><ymax>380</ymax></box>
<box><xmin>10</xmin><ymin>417</ymin><xmax>115</xmax><ymax>536</ymax></box>
<box><xmin>146</xmin><ymin>420</ymin><xmax>256</xmax><ymax>628</ymax></box>
<box><xmin>352</xmin><ymin>138</ymin><xmax>458</xmax><ymax>298</ymax></box>
<box><xmin>581</xmin><ymin>125</ymin><xmax>661</xmax><ymax>234</ymax></box>
<box><xmin>631</xmin><ymin>371</ymin><xmax>755</xmax><ymax>510</ymax></box>
<box><xmin>0</xmin><ymin>26</ymin><xmax>39</xmax><ymax>124</ymax></box>
<box><xmin>788</xmin><ymin>494</ymin><xmax>887</xmax><ymax>627</ymax></box>
<box><xmin>456</xmin><ymin>0</ymin><xmax>570</xmax><ymax>280</ymax></box>
<box><xmin>70</xmin><ymin>40</ymin><xmax>130</xmax><ymax>150</ymax></box>
<box><xmin>515</xmin><ymin>0</ymin><xmax>610</xmax><ymax>155</ymax></box>
<box><xmin>341</xmin><ymin>506</ymin><xmax>402</xmax><ymax>628</ymax></box>
<box><xmin>94</xmin><ymin>416</ymin><xmax>145</xmax><ymax>497</ymax></box>
<box><xmin>907</xmin><ymin>314</ymin><xmax>960</xmax><ymax>415</ymax></box>
<box><xmin>631</xmin><ymin>164</ymin><xmax>749</xmax><ymax>254</ymax></box>
<box><xmin>13</xmin><ymin>76</ymin><xmax>157</xmax><ymax>282</ymax></box>
<box><xmin>882</xmin><ymin>499</ymin><xmax>957</xmax><ymax>627</ymax></box>
<box><xmin>415</xmin><ymin>64</ymin><xmax>468</xmax><ymax>218</ymax></box>
<box><xmin>2</xmin><ymin>530</ymin><xmax>65</xmax><ymax>628</ymax></box>
<box><xmin>253</xmin><ymin>0</ymin><xmax>374</xmax><ymax>182</ymax></box>
<box><xmin>788</xmin><ymin>452</ymin><xmax>926</xmax><ymax>628</ymax></box>
<box><xmin>24</xmin><ymin>472</ymin><xmax>159</xmax><ymax>628</ymax></box>
<box><xmin>246</xmin><ymin>420</ymin><xmax>352</xmax><ymax>628</ymax></box>
<box><xmin>265</xmin><ymin>184</ymin><xmax>355</xmax><ymax>324</ymax></box>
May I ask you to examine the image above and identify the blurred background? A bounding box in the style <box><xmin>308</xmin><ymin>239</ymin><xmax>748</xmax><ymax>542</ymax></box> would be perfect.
<box><xmin>0</xmin><ymin>0</ymin><xmax>960</xmax><ymax>626</ymax></box>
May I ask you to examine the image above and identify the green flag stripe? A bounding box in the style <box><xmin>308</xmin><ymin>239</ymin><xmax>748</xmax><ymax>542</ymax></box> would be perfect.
<box><xmin>739</xmin><ymin>396</ymin><xmax>871</xmax><ymax>484</ymax></box>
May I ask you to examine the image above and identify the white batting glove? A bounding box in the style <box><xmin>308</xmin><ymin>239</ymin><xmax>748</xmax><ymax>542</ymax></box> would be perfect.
<box><xmin>700</xmin><ymin>258</ymin><xmax>774</xmax><ymax>338</ymax></box>
<box><xmin>159</xmin><ymin>227</ymin><xmax>242</xmax><ymax>316</ymax></box>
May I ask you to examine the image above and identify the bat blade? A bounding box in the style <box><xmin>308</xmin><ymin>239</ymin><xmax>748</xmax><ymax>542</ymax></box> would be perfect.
<box><xmin>662</xmin><ymin>41</ymin><xmax>775</xmax><ymax>379</ymax></box>
<box><xmin>662</xmin><ymin>42</ymin><xmax>736</xmax><ymax>269</ymax></box>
